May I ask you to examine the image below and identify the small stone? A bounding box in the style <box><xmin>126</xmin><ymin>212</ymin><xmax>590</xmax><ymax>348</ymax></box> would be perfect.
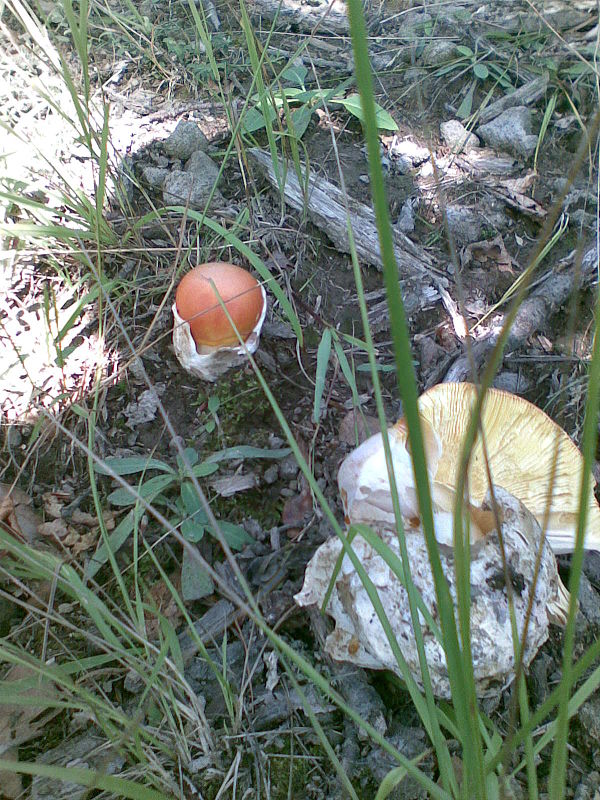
<box><xmin>263</xmin><ymin>465</ymin><xmax>279</xmax><ymax>484</ymax></box>
<box><xmin>421</xmin><ymin>39</ymin><xmax>460</xmax><ymax>66</ymax></box>
<box><xmin>279</xmin><ymin>455</ymin><xmax>299</xmax><ymax>480</ymax></box>
<box><xmin>242</xmin><ymin>517</ymin><xmax>263</xmax><ymax>539</ymax></box>
<box><xmin>396</xmin><ymin>199</ymin><xmax>416</xmax><ymax>234</ymax></box>
<box><xmin>492</xmin><ymin>371</ymin><xmax>532</xmax><ymax>395</ymax></box>
<box><xmin>163</xmin><ymin>120</ymin><xmax>209</xmax><ymax>160</ymax></box>
<box><xmin>141</xmin><ymin>165</ymin><xmax>168</xmax><ymax>189</ymax></box>
<box><xmin>163</xmin><ymin>170</ymin><xmax>224</xmax><ymax>210</ymax></box>
<box><xmin>578</xmin><ymin>694</ymin><xmax>600</xmax><ymax>743</ymax></box>
<box><xmin>185</xmin><ymin>149</ymin><xmax>221</xmax><ymax>177</ymax></box>
<box><xmin>5</xmin><ymin>426</ymin><xmax>22</xmax><ymax>448</ymax></box>
<box><xmin>477</xmin><ymin>107</ymin><xmax>538</xmax><ymax>159</ymax></box>
<box><xmin>440</xmin><ymin>119</ymin><xmax>480</xmax><ymax>152</ymax></box>
<box><xmin>445</xmin><ymin>205</ymin><xmax>482</xmax><ymax>245</ymax></box>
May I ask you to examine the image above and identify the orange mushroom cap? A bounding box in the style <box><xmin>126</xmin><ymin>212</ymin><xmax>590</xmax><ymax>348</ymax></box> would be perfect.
<box><xmin>175</xmin><ymin>262</ymin><xmax>264</xmax><ymax>348</ymax></box>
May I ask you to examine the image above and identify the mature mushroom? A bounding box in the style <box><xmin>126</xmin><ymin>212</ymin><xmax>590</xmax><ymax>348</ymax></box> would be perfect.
<box><xmin>339</xmin><ymin>382</ymin><xmax>600</xmax><ymax>554</ymax></box>
<box><xmin>295</xmin><ymin>487</ymin><xmax>568</xmax><ymax>699</ymax></box>
<box><xmin>295</xmin><ymin>382</ymin><xmax>583</xmax><ymax>697</ymax></box>
<box><xmin>172</xmin><ymin>262</ymin><xmax>267</xmax><ymax>381</ymax></box>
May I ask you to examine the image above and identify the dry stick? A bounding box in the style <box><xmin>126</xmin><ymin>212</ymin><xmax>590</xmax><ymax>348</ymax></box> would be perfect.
<box><xmin>442</xmin><ymin>242</ymin><xmax>599</xmax><ymax>383</ymax></box>
<box><xmin>248</xmin><ymin>148</ymin><xmax>446</xmax><ymax>321</ymax></box>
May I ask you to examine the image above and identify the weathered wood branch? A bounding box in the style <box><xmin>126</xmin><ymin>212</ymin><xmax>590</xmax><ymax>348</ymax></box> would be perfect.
<box><xmin>476</xmin><ymin>75</ymin><xmax>549</xmax><ymax>125</ymax></box>
<box><xmin>248</xmin><ymin>0</ymin><xmax>350</xmax><ymax>34</ymax></box>
<box><xmin>249</xmin><ymin>148</ymin><xmax>438</xmax><ymax>279</ymax></box>
<box><xmin>249</xmin><ymin>147</ymin><xmax>445</xmax><ymax>327</ymax></box>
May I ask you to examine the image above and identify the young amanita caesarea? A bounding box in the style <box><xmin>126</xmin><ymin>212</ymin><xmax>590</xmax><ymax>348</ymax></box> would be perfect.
<box><xmin>172</xmin><ymin>261</ymin><xmax>267</xmax><ymax>381</ymax></box>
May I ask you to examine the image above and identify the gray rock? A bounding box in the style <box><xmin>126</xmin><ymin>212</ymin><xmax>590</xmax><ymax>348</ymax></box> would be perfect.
<box><xmin>577</xmin><ymin>572</ymin><xmax>600</xmax><ymax>629</ymax></box>
<box><xmin>141</xmin><ymin>165</ymin><xmax>169</xmax><ymax>189</ymax></box>
<box><xmin>578</xmin><ymin>694</ymin><xmax>600</xmax><ymax>744</ymax></box>
<box><xmin>421</xmin><ymin>39</ymin><xmax>459</xmax><ymax>67</ymax></box>
<box><xmin>477</xmin><ymin>107</ymin><xmax>538</xmax><ymax>159</ymax></box>
<box><xmin>185</xmin><ymin>149</ymin><xmax>221</xmax><ymax>179</ymax></box>
<box><xmin>445</xmin><ymin>204</ymin><xmax>482</xmax><ymax>245</ymax></box>
<box><xmin>163</xmin><ymin>120</ymin><xmax>209</xmax><ymax>160</ymax></box>
<box><xmin>279</xmin><ymin>454</ymin><xmax>299</xmax><ymax>480</ymax></box>
<box><xmin>263</xmin><ymin>464</ymin><xmax>279</xmax><ymax>484</ymax></box>
<box><xmin>583</xmin><ymin>550</ymin><xmax>600</xmax><ymax>590</ymax></box>
<box><xmin>396</xmin><ymin>199</ymin><xmax>416</xmax><ymax>233</ymax></box>
<box><xmin>492</xmin><ymin>371</ymin><xmax>532</xmax><ymax>395</ymax></box>
<box><xmin>367</xmin><ymin>727</ymin><xmax>430</xmax><ymax>800</ymax></box>
<box><xmin>440</xmin><ymin>119</ymin><xmax>480</xmax><ymax>152</ymax></box>
<box><xmin>162</xmin><ymin>169</ymin><xmax>223</xmax><ymax>209</ymax></box>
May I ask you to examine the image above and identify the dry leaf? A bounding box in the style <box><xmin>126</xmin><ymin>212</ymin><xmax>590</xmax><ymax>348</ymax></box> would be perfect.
<box><xmin>71</xmin><ymin>508</ymin><xmax>115</xmax><ymax>529</ymax></box>
<box><xmin>62</xmin><ymin>529</ymin><xmax>99</xmax><ymax>556</ymax></box>
<box><xmin>42</xmin><ymin>492</ymin><xmax>64</xmax><ymax>520</ymax></box>
<box><xmin>143</xmin><ymin>572</ymin><xmax>183</xmax><ymax>639</ymax></box>
<box><xmin>0</xmin><ymin>746</ymin><xmax>22</xmax><ymax>798</ymax></box>
<box><xmin>339</xmin><ymin>409</ymin><xmax>381</xmax><ymax>446</ymax></box>
<box><xmin>210</xmin><ymin>472</ymin><xmax>258</xmax><ymax>497</ymax></box>
<box><xmin>38</xmin><ymin>519</ymin><xmax>70</xmax><ymax>540</ymax></box>
<box><xmin>462</xmin><ymin>235</ymin><xmax>515</xmax><ymax>275</ymax></box>
<box><xmin>0</xmin><ymin>664</ymin><xmax>59</xmax><ymax>750</ymax></box>
<box><xmin>0</xmin><ymin>484</ymin><xmax>40</xmax><ymax>544</ymax></box>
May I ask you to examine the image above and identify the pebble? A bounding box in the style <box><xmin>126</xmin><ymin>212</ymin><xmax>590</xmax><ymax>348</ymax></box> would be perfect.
<box><xmin>396</xmin><ymin>198</ymin><xmax>416</xmax><ymax>233</ymax></box>
<box><xmin>440</xmin><ymin>119</ymin><xmax>480</xmax><ymax>152</ymax></box>
<box><xmin>162</xmin><ymin>169</ymin><xmax>224</xmax><ymax>210</ymax></box>
<box><xmin>477</xmin><ymin>106</ymin><xmax>538</xmax><ymax>159</ymax></box>
<box><xmin>163</xmin><ymin>120</ymin><xmax>209</xmax><ymax>160</ymax></box>
<box><xmin>141</xmin><ymin>165</ymin><xmax>168</xmax><ymax>189</ymax></box>
<box><xmin>185</xmin><ymin>149</ymin><xmax>221</xmax><ymax>177</ymax></box>
<box><xmin>279</xmin><ymin>454</ymin><xmax>299</xmax><ymax>480</ymax></box>
<box><xmin>445</xmin><ymin>204</ymin><xmax>483</xmax><ymax>245</ymax></box>
<box><xmin>263</xmin><ymin>464</ymin><xmax>279</xmax><ymax>484</ymax></box>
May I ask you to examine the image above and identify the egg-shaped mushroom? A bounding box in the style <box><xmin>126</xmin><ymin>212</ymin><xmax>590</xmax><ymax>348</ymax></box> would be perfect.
<box><xmin>339</xmin><ymin>382</ymin><xmax>600</xmax><ymax>554</ymax></box>
<box><xmin>172</xmin><ymin>262</ymin><xmax>267</xmax><ymax>381</ymax></box>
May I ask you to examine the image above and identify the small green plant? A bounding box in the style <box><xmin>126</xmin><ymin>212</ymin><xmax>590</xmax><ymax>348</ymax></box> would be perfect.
<box><xmin>242</xmin><ymin>63</ymin><xmax>398</xmax><ymax>140</ymax></box>
<box><xmin>434</xmin><ymin>43</ymin><xmax>513</xmax><ymax>119</ymax></box>
<box><xmin>87</xmin><ymin>443</ymin><xmax>291</xmax><ymax>586</ymax></box>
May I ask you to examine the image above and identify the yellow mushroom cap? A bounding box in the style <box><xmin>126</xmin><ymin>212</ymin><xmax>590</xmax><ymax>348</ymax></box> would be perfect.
<box><xmin>393</xmin><ymin>382</ymin><xmax>600</xmax><ymax>554</ymax></box>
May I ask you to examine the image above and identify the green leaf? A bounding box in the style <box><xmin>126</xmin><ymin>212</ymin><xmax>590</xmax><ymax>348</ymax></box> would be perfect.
<box><xmin>313</xmin><ymin>328</ymin><xmax>332</xmax><ymax>423</ymax></box>
<box><xmin>85</xmin><ymin>509</ymin><xmax>137</xmax><ymax>580</ymax></box>
<box><xmin>209</xmin><ymin>520</ymin><xmax>254</xmax><ymax>549</ymax></box>
<box><xmin>192</xmin><ymin>461</ymin><xmax>220</xmax><ymax>477</ymax></box>
<box><xmin>332</xmin><ymin>94</ymin><xmax>398</xmax><ymax>130</ymax></box>
<box><xmin>473</xmin><ymin>63</ymin><xmax>489</xmax><ymax>80</ymax></box>
<box><xmin>181</xmin><ymin>519</ymin><xmax>206</xmax><ymax>542</ymax></box>
<box><xmin>94</xmin><ymin>456</ymin><xmax>174</xmax><ymax>476</ymax></box>
<box><xmin>180</xmin><ymin>480</ymin><xmax>206</xmax><ymax>517</ymax></box>
<box><xmin>177</xmin><ymin>447</ymin><xmax>199</xmax><ymax>472</ymax></box>
<box><xmin>281</xmin><ymin>63</ymin><xmax>308</xmax><ymax>86</ymax></box>
<box><xmin>205</xmin><ymin>446</ymin><xmax>291</xmax><ymax>463</ymax></box>
<box><xmin>108</xmin><ymin>474</ymin><xmax>175</xmax><ymax>507</ymax></box>
<box><xmin>457</xmin><ymin>81</ymin><xmax>476</xmax><ymax>119</ymax></box>
<box><xmin>242</xmin><ymin>104</ymin><xmax>277</xmax><ymax>134</ymax></box>
<box><xmin>289</xmin><ymin>105</ymin><xmax>312</xmax><ymax>139</ymax></box>
<box><xmin>181</xmin><ymin>514</ymin><xmax>206</xmax><ymax>542</ymax></box>
<box><xmin>456</xmin><ymin>44</ymin><xmax>473</xmax><ymax>57</ymax></box>
<box><xmin>181</xmin><ymin>547</ymin><xmax>214</xmax><ymax>600</ymax></box>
